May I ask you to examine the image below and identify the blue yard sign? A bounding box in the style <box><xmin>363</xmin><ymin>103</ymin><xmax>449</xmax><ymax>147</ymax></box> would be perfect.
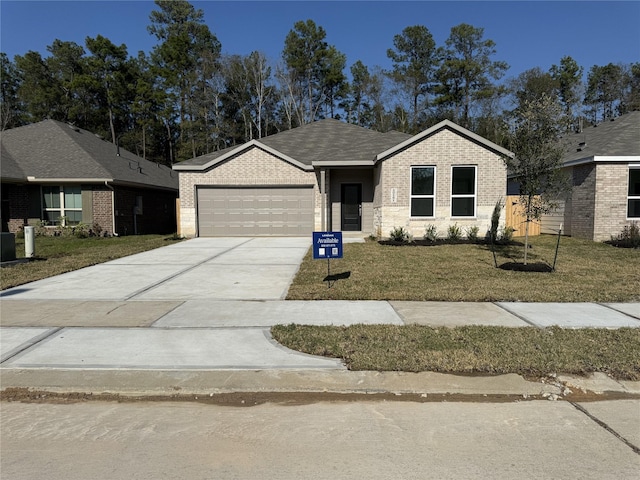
<box><xmin>312</xmin><ymin>231</ymin><xmax>343</xmax><ymax>259</ymax></box>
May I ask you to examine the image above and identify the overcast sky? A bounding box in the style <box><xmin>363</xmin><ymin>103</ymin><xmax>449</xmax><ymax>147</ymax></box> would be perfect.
<box><xmin>1</xmin><ymin>1</ymin><xmax>639</xmax><ymax>82</ymax></box>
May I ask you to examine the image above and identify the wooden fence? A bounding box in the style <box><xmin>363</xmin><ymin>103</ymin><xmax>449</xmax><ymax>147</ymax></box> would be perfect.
<box><xmin>505</xmin><ymin>195</ymin><xmax>541</xmax><ymax>237</ymax></box>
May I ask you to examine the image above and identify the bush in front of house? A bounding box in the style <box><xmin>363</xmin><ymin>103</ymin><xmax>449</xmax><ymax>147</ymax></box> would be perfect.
<box><xmin>446</xmin><ymin>223</ymin><xmax>463</xmax><ymax>241</ymax></box>
<box><xmin>389</xmin><ymin>226</ymin><xmax>412</xmax><ymax>243</ymax></box>
<box><xmin>424</xmin><ymin>224</ymin><xmax>438</xmax><ymax>242</ymax></box>
<box><xmin>466</xmin><ymin>225</ymin><xmax>480</xmax><ymax>242</ymax></box>
<box><xmin>609</xmin><ymin>223</ymin><xmax>640</xmax><ymax>248</ymax></box>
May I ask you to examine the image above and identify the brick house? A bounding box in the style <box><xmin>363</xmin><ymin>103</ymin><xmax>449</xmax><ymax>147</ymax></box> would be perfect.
<box><xmin>1</xmin><ymin>120</ymin><xmax>178</xmax><ymax>236</ymax></box>
<box><xmin>174</xmin><ymin>119</ymin><xmax>513</xmax><ymax>238</ymax></box>
<box><xmin>539</xmin><ymin>111</ymin><xmax>640</xmax><ymax>241</ymax></box>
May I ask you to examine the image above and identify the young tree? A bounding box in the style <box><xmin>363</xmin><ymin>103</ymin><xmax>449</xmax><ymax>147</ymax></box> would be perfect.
<box><xmin>435</xmin><ymin>23</ymin><xmax>508</xmax><ymax>129</ymax></box>
<box><xmin>507</xmin><ymin>94</ymin><xmax>570</xmax><ymax>264</ymax></box>
<box><xmin>386</xmin><ymin>25</ymin><xmax>437</xmax><ymax>132</ymax></box>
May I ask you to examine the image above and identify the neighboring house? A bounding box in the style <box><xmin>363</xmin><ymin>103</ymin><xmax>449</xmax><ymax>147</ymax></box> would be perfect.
<box><xmin>174</xmin><ymin>118</ymin><xmax>512</xmax><ymax>238</ymax></box>
<box><xmin>538</xmin><ymin>111</ymin><xmax>640</xmax><ymax>241</ymax></box>
<box><xmin>1</xmin><ymin>120</ymin><xmax>178</xmax><ymax>236</ymax></box>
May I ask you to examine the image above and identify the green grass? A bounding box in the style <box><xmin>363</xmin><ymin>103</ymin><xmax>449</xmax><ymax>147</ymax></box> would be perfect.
<box><xmin>271</xmin><ymin>324</ymin><xmax>640</xmax><ymax>380</ymax></box>
<box><xmin>1</xmin><ymin>235</ymin><xmax>182</xmax><ymax>290</ymax></box>
<box><xmin>287</xmin><ymin>235</ymin><xmax>640</xmax><ymax>302</ymax></box>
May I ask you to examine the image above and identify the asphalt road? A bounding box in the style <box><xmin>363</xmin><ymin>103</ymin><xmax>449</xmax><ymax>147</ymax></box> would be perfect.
<box><xmin>1</xmin><ymin>399</ymin><xmax>638</xmax><ymax>479</ymax></box>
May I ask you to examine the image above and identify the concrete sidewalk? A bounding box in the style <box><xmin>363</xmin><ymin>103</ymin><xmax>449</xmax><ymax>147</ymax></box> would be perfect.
<box><xmin>1</xmin><ymin>236</ymin><xmax>639</xmax><ymax>397</ymax></box>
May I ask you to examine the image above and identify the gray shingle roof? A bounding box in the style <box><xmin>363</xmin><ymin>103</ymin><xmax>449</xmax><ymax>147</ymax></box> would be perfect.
<box><xmin>176</xmin><ymin>119</ymin><xmax>412</xmax><ymax>168</ymax></box>
<box><xmin>1</xmin><ymin>120</ymin><xmax>178</xmax><ymax>190</ymax></box>
<box><xmin>561</xmin><ymin>111</ymin><xmax>640</xmax><ymax>164</ymax></box>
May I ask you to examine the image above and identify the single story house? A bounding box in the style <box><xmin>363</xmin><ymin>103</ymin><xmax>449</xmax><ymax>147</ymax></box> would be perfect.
<box><xmin>1</xmin><ymin>120</ymin><xmax>178</xmax><ymax>236</ymax></box>
<box><xmin>539</xmin><ymin>111</ymin><xmax>640</xmax><ymax>241</ymax></box>
<box><xmin>174</xmin><ymin>118</ymin><xmax>513</xmax><ymax>239</ymax></box>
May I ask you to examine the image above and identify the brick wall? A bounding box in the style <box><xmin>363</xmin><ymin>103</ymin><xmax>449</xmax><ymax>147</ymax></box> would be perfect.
<box><xmin>376</xmin><ymin>128</ymin><xmax>507</xmax><ymax>238</ymax></box>
<box><xmin>568</xmin><ymin>164</ymin><xmax>596</xmax><ymax>239</ymax></box>
<box><xmin>177</xmin><ymin>146</ymin><xmax>319</xmax><ymax>237</ymax></box>
<box><xmin>593</xmin><ymin>163</ymin><xmax>630</xmax><ymax>241</ymax></box>
<box><xmin>92</xmin><ymin>186</ymin><xmax>114</xmax><ymax>235</ymax></box>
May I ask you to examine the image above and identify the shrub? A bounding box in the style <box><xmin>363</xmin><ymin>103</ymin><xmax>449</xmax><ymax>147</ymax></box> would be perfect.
<box><xmin>73</xmin><ymin>223</ymin><xmax>91</xmax><ymax>239</ymax></box>
<box><xmin>447</xmin><ymin>223</ymin><xmax>463</xmax><ymax>241</ymax></box>
<box><xmin>499</xmin><ymin>226</ymin><xmax>515</xmax><ymax>243</ymax></box>
<box><xmin>611</xmin><ymin>223</ymin><xmax>640</xmax><ymax>248</ymax></box>
<box><xmin>424</xmin><ymin>224</ymin><xmax>438</xmax><ymax>242</ymax></box>
<box><xmin>389</xmin><ymin>226</ymin><xmax>412</xmax><ymax>243</ymax></box>
<box><xmin>489</xmin><ymin>198</ymin><xmax>503</xmax><ymax>241</ymax></box>
<box><xmin>466</xmin><ymin>225</ymin><xmax>480</xmax><ymax>242</ymax></box>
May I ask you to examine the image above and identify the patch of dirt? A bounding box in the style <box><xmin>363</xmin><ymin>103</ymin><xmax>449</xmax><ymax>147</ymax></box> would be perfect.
<box><xmin>499</xmin><ymin>261</ymin><xmax>553</xmax><ymax>272</ymax></box>
<box><xmin>1</xmin><ymin>387</ymin><xmax>637</xmax><ymax>406</ymax></box>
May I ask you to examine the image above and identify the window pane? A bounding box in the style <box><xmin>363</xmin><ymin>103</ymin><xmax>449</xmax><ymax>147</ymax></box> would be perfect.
<box><xmin>412</xmin><ymin>167</ymin><xmax>434</xmax><ymax>195</ymax></box>
<box><xmin>64</xmin><ymin>186</ymin><xmax>82</xmax><ymax>209</ymax></box>
<box><xmin>452</xmin><ymin>167</ymin><xmax>475</xmax><ymax>195</ymax></box>
<box><xmin>411</xmin><ymin>198</ymin><xmax>433</xmax><ymax>217</ymax></box>
<box><xmin>65</xmin><ymin>210</ymin><xmax>83</xmax><ymax>225</ymax></box>
<box><xmin>629</xmin><ymin>169</ymin><xmax>640</xmax><ymax>196</ymax></box>
<box><xmin>42</xmin><ymin>186</ymin><xmax>60</xmax><ymax>208</ymax></box>
<box><xmin>43</xmin><ymin>210</ymin><xmax>61</xmax><ymax>223</ymax></box>
<box><xmin>452</xmin><ymin>197</ymin><xmax>474</xmax><ymax>217</ymax></box>
<box><xmin>629</xmin><ymin>199</ymin><xmax>640</xmax><ymax>218</ymax></box>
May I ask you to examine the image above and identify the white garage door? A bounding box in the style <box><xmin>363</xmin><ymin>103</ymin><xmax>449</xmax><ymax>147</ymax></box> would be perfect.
<box><xmin>197</xmin><ymin>186</ymin><xmax>314</xmax><ymax>236</ymax></box>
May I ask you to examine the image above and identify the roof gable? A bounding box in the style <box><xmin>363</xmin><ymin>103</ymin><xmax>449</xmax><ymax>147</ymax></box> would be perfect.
<box><xmin>1</xmin><ymin>120</ymin><xmax>178</xmax><ymax>190</ymax></box>
<box><xmin>376</xmin><ymin>119</ymin><xmax>513</xmax><ymax>161</ymax></box>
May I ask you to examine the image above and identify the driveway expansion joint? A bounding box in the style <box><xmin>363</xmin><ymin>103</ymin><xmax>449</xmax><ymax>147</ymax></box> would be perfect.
<box><xmin>570</xmin><ymin>401</ymin><xmax>640</xmax><ymax>455</ymax></box>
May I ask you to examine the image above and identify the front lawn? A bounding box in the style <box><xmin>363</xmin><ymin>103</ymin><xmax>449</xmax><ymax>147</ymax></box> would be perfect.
<box><xmin>287</xmin><ymin>235</ymin><xmax>639</xmax><ymax>302</ymax></box>
<box><xmin>271</xmin><ymin>324</ymin><xmax>640</xmax><ymax>380</ymax></box>
<box><xmin>1</xmin><ymin>235</ymin><xmax>181</xmax><ymax>291</ymax></box>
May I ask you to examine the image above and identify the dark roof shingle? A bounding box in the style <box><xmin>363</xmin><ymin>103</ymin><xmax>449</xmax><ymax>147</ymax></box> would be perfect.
<box><xmin>1</xmin><ymin>120</ymin><xmax>178</xmax><ymax>190</ymax></box>
<box><xmin>561</xmin><ymin>111</ymin><xmax>640</xmax><ymax>163</ymax></box>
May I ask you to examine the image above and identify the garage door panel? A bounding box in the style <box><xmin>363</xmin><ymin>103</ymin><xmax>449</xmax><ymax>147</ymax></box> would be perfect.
<box><xmin>197</xmin><ymin>186</ymin><xmax>314</xmax><ymax>237</ymax></box>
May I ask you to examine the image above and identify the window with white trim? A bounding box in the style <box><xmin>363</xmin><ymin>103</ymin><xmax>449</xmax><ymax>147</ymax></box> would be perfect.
<box><xmin>451</xmin><ymin>166</ymin><xmax>476</xmax><ymax>217</ymax></box>
<box><xmin>410</xmin><ymin>166</ymin><xmax>435</xmax><ymax>217</ymax></box>
<box><xmin>42</xmin><ymin>186</ymin><xmax>82</xmax><ymax>225</ymax></box>
<box><xmin>629</xmin><ymin>167</ymin><xmax>640</xmax><ymax>218</ymax></box>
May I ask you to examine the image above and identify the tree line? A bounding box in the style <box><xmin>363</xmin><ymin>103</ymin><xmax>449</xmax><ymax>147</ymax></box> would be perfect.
<box><xmin>1</xmin><ymin>0</ymin><xmax>638</xmax><ymax>166</ymax></box>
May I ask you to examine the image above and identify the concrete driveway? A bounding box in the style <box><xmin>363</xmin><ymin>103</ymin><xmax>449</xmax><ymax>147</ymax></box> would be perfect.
<box><xmin>0</xmin><ymin>237</ymin><xmax>398</xmax><ymax>373</ymax></box>
<box><xmin>1</xmin><ymin>237</ymin><xmax>311</xmax><ymax>301</ymax></box>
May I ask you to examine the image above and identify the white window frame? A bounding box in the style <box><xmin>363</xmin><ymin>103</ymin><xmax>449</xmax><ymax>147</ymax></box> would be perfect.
<box><xmin>628</xmin><ymin>165</ymin><xmax>640</xmax><ymax>219</ymax></box>
<box><xmin>451</xmin><ymin>165</ymin><xmax>477</xmax><ymax>218</ymax></box>
<box><xmin>410</xmin><ymin>166</ymin><xmax>436</xmax><ymax>218</ymax></box>
<box><xmin>42</xmin><ymin>185</ymin><xmax>83</xmax><ymax>226</ymax></box>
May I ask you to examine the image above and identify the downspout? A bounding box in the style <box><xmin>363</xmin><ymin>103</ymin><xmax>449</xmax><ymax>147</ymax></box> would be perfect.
<box><xmin>104</xmin><ymin>181</ymin><xmax>117</xmax><ymax>236</ymax></box>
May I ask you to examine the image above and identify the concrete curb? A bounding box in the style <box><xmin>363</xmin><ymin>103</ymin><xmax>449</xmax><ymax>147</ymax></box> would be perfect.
<box><xmin>2</xmin><ymin>368</ymin><xmax>637</xmax><ymax>398</ymax></box>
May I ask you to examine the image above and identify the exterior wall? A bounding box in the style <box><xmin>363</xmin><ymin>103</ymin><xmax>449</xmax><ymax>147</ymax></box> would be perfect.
<box><xmin>92</xmin><ymin>186</ymin><xmax>114</xmax><ymax>235</ymax></box>
<box><xmin>2</xmin><ymin>183</ymin><xmax>42</xmax><ymax>233</ymax></box>
<box><xmin>329</xmin><ymin>168</ymin><xmax>374</xmax><ymax>233</ymax></box>
<box><xmin>593</xmin><ymin>163</ymin><xmax>631</xmax><ymax>241</ymax></box>
<box><xmin>567</xmin><ymin>164</ymin><xmax>596</xmax><ymax>240</ymax></box>
<box><xmin>177</xmin><ymin>146</ymin><xmax>319</xmax><ymax>237</ymax></box>
<box><xmin>375</xmin><ymin>129</ymin><xmax>507</xmax><ymax>239</ymax></box>
<box><xmin>114</xmin><ymin>186</ymin><xmax>177</xmax><ymax>236</ymax></box>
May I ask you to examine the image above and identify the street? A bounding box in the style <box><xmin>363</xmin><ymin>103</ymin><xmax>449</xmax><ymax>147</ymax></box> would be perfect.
<box><xmin>1</xmin><ymin>398</ymin><xmax>638</xmax><ymax>479</ymax></box>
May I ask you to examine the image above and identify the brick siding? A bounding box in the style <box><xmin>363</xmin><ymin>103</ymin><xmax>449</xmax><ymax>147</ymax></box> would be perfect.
<box><xmin>178</xmin><ymin>146</ymin><xmax>319</xmax><ymax>237</ymax></box>
<box><xmin>376</xmin><ymin>129</ymin><xmax>507</xmax><ymax>238</ymax></box>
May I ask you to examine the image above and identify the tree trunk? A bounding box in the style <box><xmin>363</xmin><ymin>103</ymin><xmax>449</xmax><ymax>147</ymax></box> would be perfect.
<box><xmin>524</xmin><ymin>217</ymin><xmax>530</xmax><ymax>265</ymax></box>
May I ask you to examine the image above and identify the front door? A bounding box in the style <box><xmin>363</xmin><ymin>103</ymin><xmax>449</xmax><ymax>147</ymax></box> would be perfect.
<box><xmin>341</xmin><ymin>184</ymin><xmax>361</xmax><ymax>231</ymax></box>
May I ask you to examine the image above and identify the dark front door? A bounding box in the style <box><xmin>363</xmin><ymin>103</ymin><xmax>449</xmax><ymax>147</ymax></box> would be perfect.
<box><xmin>341</xmin><ymin>184</ymin><xmax>361</xmax><ymax>231</ymax></box>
